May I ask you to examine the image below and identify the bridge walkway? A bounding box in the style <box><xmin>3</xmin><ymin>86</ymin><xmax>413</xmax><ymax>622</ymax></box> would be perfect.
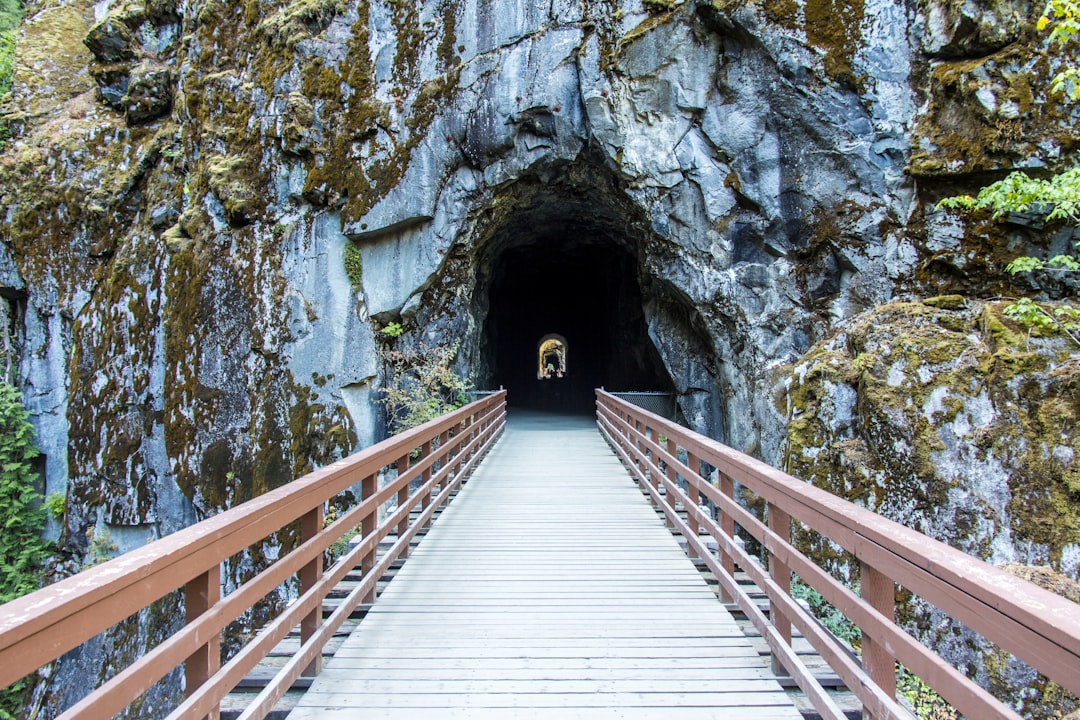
<box><xmin>288</xmin><ymin>411</ymin><xmax>802</xmax><ymax>719</ymax></box>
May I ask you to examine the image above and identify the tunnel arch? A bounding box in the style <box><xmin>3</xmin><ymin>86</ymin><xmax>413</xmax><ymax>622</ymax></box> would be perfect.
<box><xmin>537</xmin><ymin>334</ymin><xmax>567</xmax><ymax>379</ymax></box>
<box><xmin>469</xmin><ymin>162</ymin><xmax>679</xmax><ymax>414</ymax></box>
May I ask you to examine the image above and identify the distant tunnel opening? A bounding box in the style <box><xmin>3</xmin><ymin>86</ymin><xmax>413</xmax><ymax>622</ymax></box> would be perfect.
<box><xmin>476</xmin><ymin>176</ymin><xmax>675</xmax><ymax>414</ymax></box>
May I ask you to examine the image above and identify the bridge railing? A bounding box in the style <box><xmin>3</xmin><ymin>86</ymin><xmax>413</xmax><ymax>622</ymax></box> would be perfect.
<box><xmin>0</xmin><ymin>391</ymin><xmax>507</xmax><ymax>720</ymax></box>
<box><xmin>596</xmin><ymin>389</ymin><xmax>1080</xmax><ymax>720</ymax></box>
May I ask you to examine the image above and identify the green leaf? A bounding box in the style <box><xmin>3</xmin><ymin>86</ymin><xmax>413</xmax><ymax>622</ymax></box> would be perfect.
<box><xmin>1005</xmin><ymin>256</ymin><xmax>1045</xmax><ymax>274</ymax></box>
<box><xmin>1047</xmin><ymin>254</ymin><xmax>1080</xmax><ymax>270</ymax></box>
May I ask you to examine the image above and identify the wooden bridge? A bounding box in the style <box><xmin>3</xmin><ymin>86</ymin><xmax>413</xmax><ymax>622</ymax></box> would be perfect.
<box><xmin>2</xmin><ymin>390</ymin><xmax>1080</xmax><ymax>720</ymax></box>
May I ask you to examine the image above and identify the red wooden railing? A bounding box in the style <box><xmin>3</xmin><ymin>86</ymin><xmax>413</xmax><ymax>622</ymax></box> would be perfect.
<box><xmin>596</xmin><ymin>389</ymin><xmax>1080</xmax><ymax>720</ymax></box>
<box><xmin>0</xmin><ymin>391</ymin><xmax>506</xmax><ymax>720</ymax></box>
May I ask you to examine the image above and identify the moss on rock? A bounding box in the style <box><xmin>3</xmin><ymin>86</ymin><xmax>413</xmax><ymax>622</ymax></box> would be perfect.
<box><xmin>782</xmin><ymin>297</ymin><xmax>1080</xmax><ymax>716</ymax></box>
<box><xmin>761</xmin><ymin>0</ymin><xmax>866</xmax><ymax>91</ymax></box>
<box><xmin>784</xmin><ymin>298</ymin><xmax>1079</xmax><ymax>565</ymax></box>
<box><xmin>909</xmin><ymin>11</ymin><xmax>1080</xmax><ymax>177</ymax></box>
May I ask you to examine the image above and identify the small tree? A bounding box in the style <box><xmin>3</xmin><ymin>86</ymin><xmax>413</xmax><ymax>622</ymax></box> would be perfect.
<box><xmin>0</xmin><ymin>382</ymin><xmax>48</xmax><ymax>604</ymax></box>
<box><xmin>379</xmin><ymin>340</ymin><xmax>472</xmax><ymax>435</ymax></box>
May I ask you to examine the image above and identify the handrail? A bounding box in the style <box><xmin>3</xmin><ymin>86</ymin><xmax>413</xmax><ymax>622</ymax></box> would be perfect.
<box><xmin>595</xmin><ymin>389</ymin><xmax>1080</xmax><ymax>720</ymax></box>
<box><xmin>0</xmin><ymin>391</ymin><xmax>507</xmax><ymax>719</ymax></box>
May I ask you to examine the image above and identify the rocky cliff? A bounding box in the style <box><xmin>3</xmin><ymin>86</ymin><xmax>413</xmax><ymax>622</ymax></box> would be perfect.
<box><xmin>0</xmin><ymin>0</ymin><xmax>1077</xmax><ymax>716</ymax></box>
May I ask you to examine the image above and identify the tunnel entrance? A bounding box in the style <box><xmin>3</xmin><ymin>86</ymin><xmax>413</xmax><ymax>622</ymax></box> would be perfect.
<box><xmin>480</xmin><ymin>217</ymin><xmax>674</xmax><ymax>414</ymax></box>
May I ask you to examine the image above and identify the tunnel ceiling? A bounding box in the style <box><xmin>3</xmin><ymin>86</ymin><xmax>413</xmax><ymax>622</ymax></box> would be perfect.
<box><xmin>473</xmin><ymin>172</ymin><xmax>675</xmax><ymax>413</ymax></box>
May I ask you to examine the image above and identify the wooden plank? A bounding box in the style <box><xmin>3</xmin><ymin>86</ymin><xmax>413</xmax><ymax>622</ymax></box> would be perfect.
<box><xmin>312</xmin><ymin>666</ymin><xmax>779</xmax><ymax>680</ymax></box>
<box><xmin>330</xmin><ymin>647</ymin><xmax>765</xmax><ymax>660</ymax></box>
<box><xmin>294</xmin><ymin>690</ymin><xmax>798</xmax><ymax>708</ymax></box>
<box><xmin>297</xmin><ymin>679</ymin><xmax>792</xmax><ymax>694</ymax></box>
<box><xmin>289</xmin><ymin>411</ymin><xmax>802</xmax><ymax>720</ymax></box>
<box><xmin>287</xmin><ymin>707</ymin><xmax>802</xmax><ymax>720</ymax></box>
<box><xmin>323</xmin><ymin>657</ymin><xmax>776</xmax><ymax>670</ymax></box>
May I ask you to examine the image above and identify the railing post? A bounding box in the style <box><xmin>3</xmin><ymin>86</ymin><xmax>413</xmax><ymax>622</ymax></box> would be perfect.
<box><xmin>299</xmin><ymin>505</ymin><xmax>324</xmax><ymax>677</ymax></box>
<box><xmin>436</xmin><ymin>429</ymin><xmax>450</xmax><ymax>506</ymax></box>
<box><xmin>452</xmin><ymin>422</ymin><xmax>465</xmax><ymax>477</ymax></box>
<box><xmin>862</xmin><ymin>561</ymin><xmax>897</xmax><ymax>716</ymax></box>
<box><xmin>767</xmin><ymin>502</ymin><xmax>792</xmax><ymax>676</ymax></box>
<box><xmin>664</xmin><ymin>435</ymin><xmax>677</xmax><ymax>530</ymax></box>
<box><xmin>420</xmin><ymin>439</ymin><xmax>433</xmax><ymax>522</ymax></box>
<box><xmin>185</xmin><ymin>566</ymin><xmax>221</xmax><ymax>720</ymax></box>
<box><xmin>466</xmin><ymin>410</ymin><xmax>475</xmax><ymax>462</ymax></box>
<box><xmin>718</xmin><ymin>470</ymin><xmax>736</xmax><ymax>602</ymax></box>
<box><xmin>685</xmin><ymin>449</ymin><xmax>700</xmax><ymax>560</ymax></box>
<box><xmin>361</xmin><ymin>473</ymin><xmax>377</xmax><ymax>603</ymax></box>
<box><xmin>397</xmin><ymin>452</ymin><xmax>411</xmax><ymax>559</ymax></box>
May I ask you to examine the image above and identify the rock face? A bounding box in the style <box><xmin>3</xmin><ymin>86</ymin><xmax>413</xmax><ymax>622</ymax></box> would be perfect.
<box><xmin>0</xmin><ymin>0</ymin><xmax>1077</xmax><ymax>715</ymax></box>
<box><xmin>781</xmin><ymin>298</ymin><xmax>1079</xmax><ymax>717</ymax></box>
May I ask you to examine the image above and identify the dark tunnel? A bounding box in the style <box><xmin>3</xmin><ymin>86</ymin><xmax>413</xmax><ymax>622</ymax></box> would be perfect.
<box><xmin>478</xmin><ymin>192</ymin><xmax>675</xmax><ymax>414</ymax></box>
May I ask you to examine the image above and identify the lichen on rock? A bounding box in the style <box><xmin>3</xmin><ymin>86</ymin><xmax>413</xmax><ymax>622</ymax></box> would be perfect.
<box><xmin>781</xmin><ymin>298</ymin><xmax>1080</xmax><ymax>713</ymax></box>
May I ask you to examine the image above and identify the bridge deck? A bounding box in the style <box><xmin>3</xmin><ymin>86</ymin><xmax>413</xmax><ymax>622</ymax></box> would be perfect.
<box><xmin>288</xmin><ymin>411</ymin><xmax>802</xmax><ymax>720</ymax></box>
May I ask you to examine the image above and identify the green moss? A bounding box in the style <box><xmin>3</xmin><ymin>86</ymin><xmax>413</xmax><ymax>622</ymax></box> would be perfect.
<box><xmin>763</xmin><ymin>0</ymin><xmax>866</xmax><ymax>91</ymax></box>
<box><xmin>642</xmin><ymin>0</ymin><xmax>675</xmax><ymax>12</ymax></box>
<box><xmin>785</xmin><ymin>299</ymin><xmax>1080</xmax><ymax>578</ymax></box>
<box><xmin>909</xmin><ymin>32</ymin><xmax>1075</xmax><ymax>177</ymax></box>
<box><xmin>343</xmin><ymin>240</ymin><xmax>362</xmax><ymax>286</ymax></box>
<box><xmin>804</xmin><ymin>0</ymin><xmax>865</xmax><ymax>90</ymax></box>
<box><xmin>7</xmin><ymin>0</ymin><xmax>95</xmax><ymax>115</ymax></box>
<box><xmin>923</xmin><ymin>295</ymin><xmax>967</xmax><ymax>310</ymax></box>
<box><xmin>390</xmin><ymin>0</ymin><xmax>423</xmax><ymax>86</ymax></box>
<box><xmin>256</xmin><ymin>0</ymin><xmax>344</xmax><ymax>49</ymax></box>
<box><xmin>206</xmin><ymin>154</ymin><xmax>259</xmax><ymax>226</ymax></box>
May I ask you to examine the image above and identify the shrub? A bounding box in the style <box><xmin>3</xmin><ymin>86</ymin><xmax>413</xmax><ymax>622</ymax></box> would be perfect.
<box><xmin>0</xmin><ymin>382</ymin><xmax>48</xmax><ymax>720</ymax></box>
<box><xmin>380</xmin><ymin>340</ymin><xmax>472</xmax><ymax>435</ymax></box>
<box><xmin>0</xmin><ymin>382</ymin><xmax>48</xmax><ymax>604</ymax></box>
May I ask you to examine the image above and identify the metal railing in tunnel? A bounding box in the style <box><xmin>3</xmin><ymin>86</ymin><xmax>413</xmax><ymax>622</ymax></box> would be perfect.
<box><xmin>596</xmin><ymin>389</ymin><xmax>1080</xmax><ymax>720</ymax></box>
<box><xmin>0</xmin><ymin>392</ymin><xmax>507</xmax><ymax>720</ymax></box>
<box><xmin>606</xmin><ymin>390</ymin><xmax>677</xmax><ymax>421</ymax></box>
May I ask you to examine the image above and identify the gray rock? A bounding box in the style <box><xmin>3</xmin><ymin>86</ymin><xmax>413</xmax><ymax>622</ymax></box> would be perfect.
<box><xmin>124</xmin><ymin>68</ymin><xmax>174</xmax><ymax>124</ymax></box>
<box><xmin>84</xmin><ymin>16</ymin><xmax>135</xmax><ymax>63</ymax></box>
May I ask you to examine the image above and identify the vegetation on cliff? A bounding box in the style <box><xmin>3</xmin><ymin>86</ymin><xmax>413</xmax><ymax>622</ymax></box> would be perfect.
<box><xmin>0</xmin><ymin>382</ymin><xmax>48</xmax><ymax>604</ymax></box>
<box><xmin>781</xmin><ymin>297</ymin><xmax>1080</xmax><ymax>717</ymax></box>
<box><xmin>0</xmin><ymin>0</ymin><xmax>20</xmax><ymax>147</ymax></box>
<box><xmin>0</xmin><ymin>382</ymin><xmax>48</xmax><ymax>719</ymax></box>
<box><xmin>937</xmin><ymin>0</ymin><xmax>1080</xmax><ymax>348</ymax></box>
<box><xmin>380</xmin><ymin>340</ymin><xmax>471</xmax><ymax>435</ymax></box>
<box><xmin>0</xmin><ymin>0</ymin><xmax>18</xmax><ymax>93</ymax></box>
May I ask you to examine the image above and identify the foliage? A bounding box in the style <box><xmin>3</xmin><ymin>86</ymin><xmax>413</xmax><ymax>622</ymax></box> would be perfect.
<box><xmin>790</xmin><ymin>579</ymin><xmax>861</xmax><ymax>646</ymax></box>
<box><xmin>1042</xmin><ymin>0</ymin><xmax>1080</xmax><ymax>100</ymax></box>
<box><xmin>1003</xmin><ymin>296</ymin><xmax>1080</xmax><ymax>346</ymax></box>
<box><xmin>937</xmin><ymin>1</ymin><xmax>1080</xmax><ymax>348</ymax></box>
<box><xmin>0</xmin><ymin>382</ymin><xmax>48</xmax><ymax>605</ymax></box>
<box><xmin>380</xmin><ymin>340</ymin><xmax>472</xmax><ymax>435</ymax></box>
<box><xmin>0</xmin><ymin>382</ymin><xmax>45</xmax><ymax>719</ymax></box>
<box><xmin>0</xmin><ymin>0</ymin><xmax>21</xmax><ymax>152</ymax></box>
<box><xmin>898</xmin><ymin>668</ymin><xmax>959</xmax><ymax>720</ymax></box>
<box><xmin>343</xmin><ymin>241</ymin><xmax>363</xmax><ymax>287</ymax></box>
<box><xmin>323</xmin><ymin>505</ymin><xmax>359</xmax><ymax>564</ymax></box>
<box><xmin>937</xmin><ymin>169</ymin><xmax>1080</xmax><ymax>225</ymax></box>
<box><xmin>0</xmin><ymin>677</ymin><xmax>27</xmax><ymax>720</ymax></box>
<box><xmin>44</xmin><ymin>491</ymin><xmax>64</xmax><ymax>520</ymax></box>
<box><xmin>380</xmin><ymin>321</ymin><xmax>403</xmax><ymax>338</ymax></box>
<box><xmin>0</xmin><ymin>0</ymin><xmax>19</xmax><ymax>95</ymax></box>
<box><xmin>82</xmin><ymin>527</ymin><xmax>118</xmax><ymax>568</ymax></box>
